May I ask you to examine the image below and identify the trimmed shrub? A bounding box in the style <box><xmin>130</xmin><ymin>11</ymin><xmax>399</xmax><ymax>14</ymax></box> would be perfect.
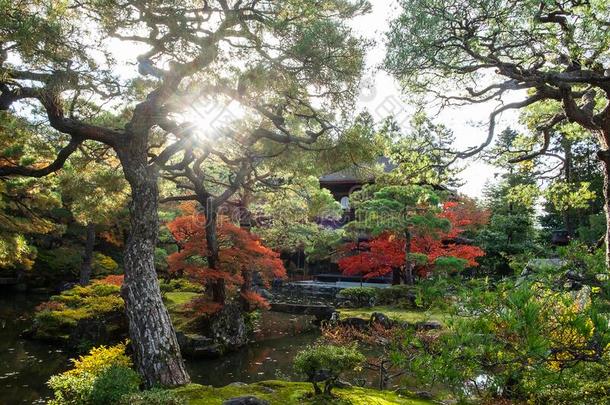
<box><xmin>160</xmin><ymin>278</ymin><xmax>203</xmax><ymax>293</ymax></box>
<box><xmin>48</xmin><ymin>342</ymin><xmax>134</xmax><ymax>405</ymax></box>
<box><xmin>294</xmin><ymin>344</ymin><xmax>365</xmax><ymax>395</ymax></box>
<box><xmin>337</xmin><ymin>287</ymin><xmax>377</xmax><ymax>308</ymax></box>
<box><xmin>34</xmin><ymin>247</ymin><xmax>83</xmax><ymax>281</ymax></box>
<box><xmin>68</xmin><ymin>342</ymin><xmax>132</xmax><ymax>375</ymax></box>
<box><xmin>90</xmin><ymin>365</ymin><xmax>140</xmax><ymax>405</ymax></box>
<box><xmin>375</xmin><ymin>285</ymin><xmax>416</xmax><ymax>307</ymax></box>
<box><xmin>48</xmin><ymin>372</ymin><xmax>95</xmax><ymax>405</ymax></box>
<box><xmin>92</xmin><ymin>253</ymin><xmax>119</xmax><ymax>276</ymax></box>
<box><xmin>33</xmin><ymin>281</ymin><xmax>124</xmax><ymax>341</ymax></box>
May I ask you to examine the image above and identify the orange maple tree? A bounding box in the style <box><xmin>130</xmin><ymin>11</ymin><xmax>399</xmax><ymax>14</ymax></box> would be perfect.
<box><xmin>166</xmin><ymin>205</ymin><xmax>286</xmax><ymax>312</ymax></box>
<box><xmin>338</xmin><ymin>200</ymin><xmax>486</xmax><ymax>280</ymax></box>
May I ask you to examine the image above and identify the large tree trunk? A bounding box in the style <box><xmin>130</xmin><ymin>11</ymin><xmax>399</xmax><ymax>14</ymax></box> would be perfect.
<box><xmin>404</xmin><ymin>229</ymin><xmax>414</xmax><ymax>285</ymax></box>
<box><xmin>598</xmin><ymin>150</ymin><xmax>610</xmax><ymax>269</ymax></box>
<box><xmin>391</xmin><ymin>268</ymin><xmax>401</xmax><ymax>285</ymax></box>
<box><xmin>563</xmin><ymin>139</ymin><xmax>575</xmax><ymax>237</ymax></box>
<box><xmin>120</xmin><ymin>152</ymin><xmax>190</xmax><ymax>388</ymax></box>
<box><xmin>240</xmin><ymin>269</ymin><xmax>252</xmax><ymax>311</ymax></box>
<box><xmin>203</xmin><ymin>204</ymin><xmax>225</xmax><ymax>304</ymax></box>
<box><xmin>79</xmin><ymin>222</ymin><xmax>95</xmax><ymax>285</ymax></box>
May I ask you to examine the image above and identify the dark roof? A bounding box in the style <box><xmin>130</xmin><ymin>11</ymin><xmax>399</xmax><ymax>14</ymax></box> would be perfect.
<box><xmin>319</xmin><ymin>156</ymin><xmax>395</xmax><ymax>184</ymax></box>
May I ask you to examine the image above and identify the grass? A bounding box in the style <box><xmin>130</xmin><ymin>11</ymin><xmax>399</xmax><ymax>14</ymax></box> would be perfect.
<box><xmin>337</xmin><ymin>306</ymin><xmax>447</xmax><ymax>324</ymax></box>
<box><xmin>174</xmin><ymin>380</ymin><xmax>435</xmax><ymax>405</ymax></box>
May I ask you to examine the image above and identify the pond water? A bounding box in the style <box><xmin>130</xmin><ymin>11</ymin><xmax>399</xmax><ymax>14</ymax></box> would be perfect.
<box><xmin>0</xmin><ymin>291</ymin><xmax>321</xmax><ymax>404</ymax></box>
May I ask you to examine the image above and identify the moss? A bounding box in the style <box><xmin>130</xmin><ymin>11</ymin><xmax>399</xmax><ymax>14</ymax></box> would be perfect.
<box><xmin>33</xmin><ymin>281</ymin><xmax>124</xmax><ymax>342</ymax></box>
<box><xmin>165</xmin><ymin>292</ymin><xmax>199</xmax><ymax>306</ymax></box>
<box><xmin>172</xmin><ymin>380</ymin><xmax>434</xmax><ymax>405</ymax></box>
<box><xmin>338</xmin><ymin>306</ymin><xmax>446</xmax><ymax>324</ymax></box>
<box><xmin>164</xmin><ymin>292</ymin><xmax>199</xmax><ymax>332</ymax></box>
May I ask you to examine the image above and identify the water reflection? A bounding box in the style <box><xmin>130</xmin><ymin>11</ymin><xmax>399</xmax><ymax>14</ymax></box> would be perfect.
<box><xmin>0</xmin><ymin>291</ymin><xmax>71</xmax><ymax>404</ymax></box>
<box><xmin>0</xmin><ymin>292</ymin><xmax>322</xmax><ymax>403</ymax></box>
<box><xmin>187</xmin><ymin>330</ymin><xmax>320</xmax><ymax>386</ymax></box>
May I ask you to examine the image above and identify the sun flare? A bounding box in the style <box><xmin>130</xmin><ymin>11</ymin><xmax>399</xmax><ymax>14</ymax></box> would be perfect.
<box><xmin>184</xmin><ymin>99</ymin><xmax>248</xmax><ymax>140</ymax></box>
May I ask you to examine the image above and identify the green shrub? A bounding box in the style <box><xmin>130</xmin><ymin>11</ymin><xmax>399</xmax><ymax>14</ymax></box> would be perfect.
<box><xmin>160</xmin><ymin>278</ymin><xmax>203</xmax><ymax>293</ymax></box>
<box><xmin>120</xmin><ymin>388</ymin><xmax>185</xmax><ymax>405</ymax></box>
<box><xmin>375</xmin><ymin>285</ymin><xmax>416</xmax><ymax>307</ymax></box>
<box><xmin>433</xmin><ymin>256</ymin><xmax>469</xmax><ymax>275</ymax></box>
<box><xmin>48</xmin><ymin>343</ymin><xmax>135</xmax><ymax>405</ymax></box>
<box><xmin>33</xmin><ymin>282</ymin><xmax>124</xmax><ymax>341</ymax></box>
<box><xmin>155</xmin><ymin>248</ymin><xmax>169</xmax><ymax>272</ymax></box>
<box><xmin>294</xmin><ymin>344</ymin><xmax>365</xmax><ymax>395</ymax></box>
<box><xmin>337</xmin><ymin>287</ymin><xmax>377</xmax><ymax>308</ymax></box>
<box><xmin>48</xmin><ymin>372</ymin><xmax>95</xmax><ymax>405</ymax></box>
<box><xmin>34</xmin><ymin>247</ymin><xmax>83</xmax><ymax>281</ymax></box>
<box><xmin>90</xmin><ymin>365</ymin><xmax>140</xmax><ymax>405</ymax></box>
<box><xmin>92</xmin><ymin>253</ymin><xmax>119</xmax><ymax>276</ymax></box>
<box><xmin>68</xmin><ymin>342</ymin><xmax>132</xmax><ymax>375</ymax></box>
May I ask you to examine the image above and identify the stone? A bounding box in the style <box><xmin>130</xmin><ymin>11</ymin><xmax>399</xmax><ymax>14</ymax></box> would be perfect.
<box><xmin>67</xmin><ymin>310</ymin><xmax>127</xmax><ymax>347</ymax></box>
<box><xmin>334</xmin><ymin>379</ymin><xmax>352</xmax><ymax>388</ymax></box>
<box><xmin>329</xmin><ymin>311</ymin><xmax>340</xmax><ymax>324</ymax></box>
<box><xmin>176</xmin><ymin>332</ymin><xmax>223</xmax><ymax>358</ymax></box>
<box><xmin>370</xmin><ymin>312</ymin><xmax>393</xmax><ymax>329</ymax></box>
<box><xmin>340</xmin><ymin>317</ymin><xmax>369</xmax><ymax>329</ymax></box>
<box><xmin>222</xmin><ymin>396</ymin><xmax>270</xmax><ymax>405</ymax></box>
<box><xmin>269</xmin><ymin>302</ymin><xmax>335</xmax><ymax>319</ymax></box>
<box><xmin>253</xmin><ymin>287</ymin><xmax>273</xmax><ymax>300</ymax></box>
<box><xmin>176</xmin><ymin>303</ymin><xmax>248</xmax><ymax>358</ymax></box>
<box><xmin>414</xmin><ymin>391</ymin><xmax>434</xmax><ymax>399</ymax></box>
<box><xmin>227</xmin><ymin>382</ymin><xmax>248</xmax><ymax>387</ymax></box>
<box><xmin>415</xmin><ymin>320</ymin><xmax>442</xmax><ymax>330</ymax></box>
<box><xmin>58</xmin><ymin>282</ymin><xmax>77</xmax><ymax>292</ymax></box>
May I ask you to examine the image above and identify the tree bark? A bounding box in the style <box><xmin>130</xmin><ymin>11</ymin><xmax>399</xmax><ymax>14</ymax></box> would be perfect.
<box><xmin>404</xmin><ymin>229</ymin><xmax>414</xmax><ymax>285</ymax></box>
<box><xmin>563</xmin><ymin>138</ymin><xmax>574</xmax><ymax>236</ymax></box>
<box><xmin>240</xmin><ymin>269</ymin><xmax>252</xmax><ymax>311</ymax></box>
<box><xmin>119</xmin><ymin>150</ymin><xmax>190</xmax><ymax>388</ymax></box>
<box><xmin>203</xmin><ymin>204</ymin><xmax>225</xmax><ymax>305</ymax></box>
<box><xmin>598</xmin><ymin>149</ymin><xmax>610</xmax><ymax>269</ymax></box>
<box><xmin>79</xmin><ymin>222</ymin><xmax>95</xmax><ymax>285</ymax></box>
<box><xmin>391</xmin><ymin>268</ymin><xmax>401</xmax><ymax>285</ymax></box>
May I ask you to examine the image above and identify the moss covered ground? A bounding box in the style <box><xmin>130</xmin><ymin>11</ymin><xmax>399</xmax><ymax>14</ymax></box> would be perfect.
<box><xmin>338</xmin><ymin>306</ymin><xmax>446</xmax><ymax>324</ymax></box>
<box><xmin>164</xmin><ymin>292</ymin><xmax>199</xmax><ymax>332</ymax></box>
<box><xmin>173</xmin><ymin>380</ymin><xmax>435</xmax><ymax>405</ymax></box>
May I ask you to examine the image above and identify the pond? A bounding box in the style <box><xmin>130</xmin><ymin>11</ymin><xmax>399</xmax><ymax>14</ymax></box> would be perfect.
<box><xmin>0</xmin><ymin>291</ymin><xmax>321</xmax><ymax>404</ymax></box>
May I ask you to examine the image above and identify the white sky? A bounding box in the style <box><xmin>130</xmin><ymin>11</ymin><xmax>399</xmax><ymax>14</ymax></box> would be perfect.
<box><xmin>350</xmin><ymin>0</ymin><xmax>524</xmax><ymax>198</ymax></box>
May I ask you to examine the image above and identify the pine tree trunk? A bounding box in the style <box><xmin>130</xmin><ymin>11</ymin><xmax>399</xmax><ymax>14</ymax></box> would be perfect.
<box><xmin>597</xmin><ymin>150</ymin><xmax>610</xmax><ymax>270</ymax></box>
<box><xmin>404</xmin><ymin>229</ymin><xmax>414</xmax><ymax>285</ymax></box>
<box><xmin>563</xmin><ymin>139</ymin><xmax>574</xmax><ymax>237</ymax></box>
<box><xmin>203</xmin><ymin>204</ymin><xmax>225</xmax><ymax>304</ymax></box>
<box><xmin>79</xmin><ymin>222</ymin><xmax>95</xmax><ymax>285</ymax></box>
<box><xmin>120</xmin><ymin>151</ymin><xmax>190</xmax><ymax>388</ymax></box>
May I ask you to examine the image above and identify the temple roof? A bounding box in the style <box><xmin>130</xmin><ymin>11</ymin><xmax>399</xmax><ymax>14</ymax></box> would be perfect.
<box><xmin>319</xmin><ymin>156</ymin><xmax>395</xmax><ymax>184</ymax></box>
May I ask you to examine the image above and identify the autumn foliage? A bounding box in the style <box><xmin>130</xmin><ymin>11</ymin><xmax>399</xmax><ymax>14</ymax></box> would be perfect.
<box><xmin>96</xmin><ymin>274</ymin><xmax>124</xmax><ymax>286</ymax></box>
<box><xmin>338</xmin><ymin>200</ymin><xmax>486</xmax><ymax>280</ymax></box>
<box><xmin>166</xmin><ymin>205</ymin><xmax>286</xmax><ymax>311</ymax></box>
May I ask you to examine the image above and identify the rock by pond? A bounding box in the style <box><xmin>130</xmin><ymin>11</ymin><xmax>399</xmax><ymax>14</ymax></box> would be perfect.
<box><xmin>223</xmin><ymin>396</ymin><xmax>270</xmax><ymax>405</ymax></box>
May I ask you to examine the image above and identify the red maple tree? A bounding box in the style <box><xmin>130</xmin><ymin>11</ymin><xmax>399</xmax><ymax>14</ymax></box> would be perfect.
<box><xmin>167</xmin><ymin>205</ymin><xmax>286</xmax><ymax>311</ymax></box>
<box><xmin>338</xmin><ymin>200</ymin><xmax>486</xmax><ymax>281</ymax></box>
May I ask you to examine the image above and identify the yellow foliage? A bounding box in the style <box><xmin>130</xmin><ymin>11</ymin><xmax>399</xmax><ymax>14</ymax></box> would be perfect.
<box><xmin>67</xmin><ymin>342</ymin><xmax>131</xmax><ymax>377</ymax></box>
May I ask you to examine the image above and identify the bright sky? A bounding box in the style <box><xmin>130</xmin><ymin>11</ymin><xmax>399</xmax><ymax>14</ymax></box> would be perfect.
<box><xmin>104</xmin><ymin>1</ymin><xmax>525</xmax><ymax>198</ymax></box>
<box><xmin>350</xmin><ymin>0</ymin><xmax>524</xmax><ymax>199</ymax></box>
